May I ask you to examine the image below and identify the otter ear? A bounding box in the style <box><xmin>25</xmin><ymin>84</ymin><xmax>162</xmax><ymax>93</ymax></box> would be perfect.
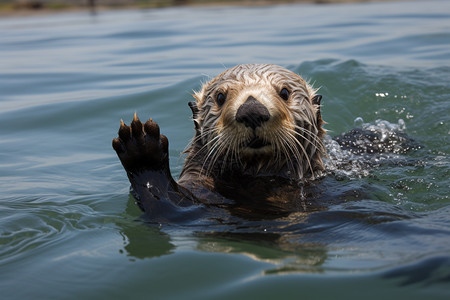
<box><xmin>312</xmin><ymin>94</ymin><xmax>323</xmax><ymax>123</ymax></box>
<box><xmin>188</xmin><ymin>101</ymin><xmax>201</xmax><ymax>134</ymax></box>
<box><xmin>188</xmin><ymin>101</ymin><xmax>199</xmax><ymax>119</ymax></box>
<box><xmin>312</xmin><ymin>94</ymin><xmax>322</xmax><ymax>106</ymax></box>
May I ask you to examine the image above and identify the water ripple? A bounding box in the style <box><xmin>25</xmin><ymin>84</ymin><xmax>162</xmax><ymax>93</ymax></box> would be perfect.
<box><xmin>0</xmin><ymin>1</ymin><xmax>449</xmax><ymax>297</ymax></box>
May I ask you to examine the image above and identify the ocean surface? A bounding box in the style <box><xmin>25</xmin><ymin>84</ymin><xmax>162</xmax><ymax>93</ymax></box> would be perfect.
<box><xmin>1</xmin><ymin>0</ymin><xmax>449</xmax><ymax>299</ymax></box>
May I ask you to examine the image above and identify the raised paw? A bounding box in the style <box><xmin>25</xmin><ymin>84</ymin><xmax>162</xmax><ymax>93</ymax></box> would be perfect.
<box><xmin>112</xmin><ymin>113</ymin><xmax>170</xmax><ymax>174</ymax></box>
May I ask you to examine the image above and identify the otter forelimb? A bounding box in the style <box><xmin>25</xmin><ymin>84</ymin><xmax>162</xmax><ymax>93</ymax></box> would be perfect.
<box><xmin>112</xmin><ymin>114</ymin><xmax>198</xmax><ymax>222</ymax></box>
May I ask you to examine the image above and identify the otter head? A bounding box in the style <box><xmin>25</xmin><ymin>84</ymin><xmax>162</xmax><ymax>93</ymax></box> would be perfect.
<box><xmin>188</xmin><ymin>64</ymin><xmax>326</xmax><ymax>180</ymax></box>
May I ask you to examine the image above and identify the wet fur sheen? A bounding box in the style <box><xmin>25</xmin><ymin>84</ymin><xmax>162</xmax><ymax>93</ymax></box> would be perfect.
<box><xmin>180</xmin><ymin>64</ymin><xmax>326</xmax><ymax>186</ymax></box>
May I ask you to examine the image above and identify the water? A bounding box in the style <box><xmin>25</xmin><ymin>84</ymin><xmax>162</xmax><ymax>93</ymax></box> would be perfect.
<box><xmin>1</xmin><ymin>1</ymin><xmax>449</xmax><ymax>298</ymax></box>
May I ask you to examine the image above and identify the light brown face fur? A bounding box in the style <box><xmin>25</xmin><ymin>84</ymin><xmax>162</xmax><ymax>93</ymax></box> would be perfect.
<box><xmin>187</xmin><ymin>64</ymin><xmax>326</xmax><ymax>180</ymax></box>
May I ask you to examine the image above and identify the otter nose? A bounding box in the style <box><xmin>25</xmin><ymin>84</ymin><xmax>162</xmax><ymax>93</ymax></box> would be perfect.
<box><xmin>235</xmin><ymin>96</ymin><xmax>270</xmax><ymax>130</ymax></box>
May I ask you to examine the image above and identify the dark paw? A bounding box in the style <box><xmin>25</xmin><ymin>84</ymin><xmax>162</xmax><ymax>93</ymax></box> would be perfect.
<box><xmin>112</xmin><ymin>113</ymin><xmax>170</xmax><ymax>174</ymax></box>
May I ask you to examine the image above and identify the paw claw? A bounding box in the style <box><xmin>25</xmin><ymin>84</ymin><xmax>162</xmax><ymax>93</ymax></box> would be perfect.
<box><xmin>131</xmin><ymin>115</ymin><xmax>143</xmax><ymax>139</ymax></box>
<box><xmin>144</xmin><ymin>119</ymin><xmax>160</xmax><ymax>138</ymax></box>
<box><xmin>112</xmin><ymin>138</ymin><xmax>124</xmax><ymax>153</ymax></box>
<box><xmin>118</xmin><ymin>121</ymin><xmax>131</xmax><ymax>141</ymax></box>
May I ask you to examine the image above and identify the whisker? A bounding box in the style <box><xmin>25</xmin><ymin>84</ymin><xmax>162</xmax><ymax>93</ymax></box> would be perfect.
<box><xmin>284</xmin><ymin>129</ymin><xmax>314</xmax><ymax>177</ymax></box>
<box><xmin>278</xmin><ymin>131</ymin><xmax>303</xmax><ymax>177</ymax></box>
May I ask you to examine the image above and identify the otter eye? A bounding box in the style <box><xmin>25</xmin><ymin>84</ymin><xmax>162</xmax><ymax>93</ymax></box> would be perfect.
<box><xmin>216</xmin><ymin>93</ymin><xmax>226</xmax><ymax>106</ymax></box>
<box><xmin>279</xmin><ymin>88</ymin><xmax>290</xmax><ymax>101</ymax></box>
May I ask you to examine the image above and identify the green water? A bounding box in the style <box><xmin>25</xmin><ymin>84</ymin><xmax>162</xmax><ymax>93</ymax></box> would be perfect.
<box><xmin>1</xmin><ymin>1</ymin><xmax>449</xmax><ymax>299</ymax></box>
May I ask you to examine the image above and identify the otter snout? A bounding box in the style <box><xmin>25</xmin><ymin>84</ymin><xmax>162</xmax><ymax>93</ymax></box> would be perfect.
<box><xmin>235</xmin><ymin>96</ymin><xmax>271</xmax><ymax>130</ymax></box>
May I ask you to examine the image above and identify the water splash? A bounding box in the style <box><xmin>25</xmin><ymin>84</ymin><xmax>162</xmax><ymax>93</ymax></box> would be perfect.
<box><xmin>361</xmin><ymin>118</ymin><xmax>406</xmax><ymax>136</ymax></box>
<box><xmin>323</xmin><ymin>118</ymin><xmax>419</xmax><ymax>179</ymax></box>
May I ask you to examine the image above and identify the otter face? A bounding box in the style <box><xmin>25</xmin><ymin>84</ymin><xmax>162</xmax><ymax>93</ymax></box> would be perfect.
<box><xmin>189</xmin><ymin>64</ymin><xmax>325</xmax><ymax>179</ymax></box>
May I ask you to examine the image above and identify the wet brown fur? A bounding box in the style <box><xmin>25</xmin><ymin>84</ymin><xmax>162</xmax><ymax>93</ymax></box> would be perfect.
<box><xmin>179</xmin><ymin>64</ymin><xmax>326</xmax><ymax>188</ymax></box>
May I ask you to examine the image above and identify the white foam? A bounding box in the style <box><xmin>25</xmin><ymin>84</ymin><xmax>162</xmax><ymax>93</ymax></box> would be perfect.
<box><xmin>323</xmin><ymin>118</ymin><xmax>408</xmax><ymax>179</ymax></box>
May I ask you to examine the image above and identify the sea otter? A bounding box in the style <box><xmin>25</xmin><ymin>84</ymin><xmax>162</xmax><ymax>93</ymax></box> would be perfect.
<box><xmin>112</xmin><ymin>64</ymin><xmax>416</xmax><ymax>221</ymax></box>
<box><xmin>112</xmin><ymin>64</ymin><xmax>325</xmax><ymax>220</ymax></box>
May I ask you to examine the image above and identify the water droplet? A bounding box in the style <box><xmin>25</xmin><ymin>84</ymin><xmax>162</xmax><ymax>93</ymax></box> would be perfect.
<box><xmin>354</xmin><ymin>117</ymin><xmax>364</xmax><ymax>128</ymax></box>
<box><xmin>398</xmin><ymin>119</ymin><xmax>405</xmax><ymax>131</ymax></box>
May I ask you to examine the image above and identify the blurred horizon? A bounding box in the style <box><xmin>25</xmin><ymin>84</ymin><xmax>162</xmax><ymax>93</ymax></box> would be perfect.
<box><xmin>0</xmin><ymin>0</ymin><xmax>408</xmax><ymax>16</ymax></box>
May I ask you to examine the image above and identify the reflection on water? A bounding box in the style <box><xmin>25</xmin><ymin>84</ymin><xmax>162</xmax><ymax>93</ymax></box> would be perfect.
<box><xmin>120</xmin><ymin>194</ymin><xmax>176</xmax><ymax>259</ymax></box>
<box><xmin>119</xmin><ymin>195</ymin><xmax>330</xmax><ymax>272</ymax></box>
